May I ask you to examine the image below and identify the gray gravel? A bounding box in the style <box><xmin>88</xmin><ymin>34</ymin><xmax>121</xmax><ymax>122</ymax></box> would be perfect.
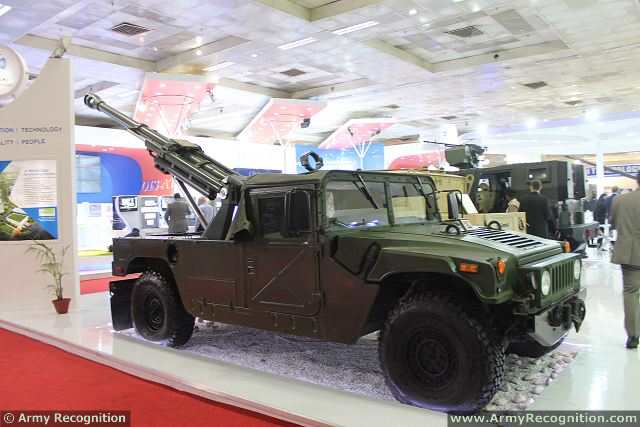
<box><xmin>120</xmin><ymin>321</ymin><xmax>577</xmax><ymax>411</ymax></box>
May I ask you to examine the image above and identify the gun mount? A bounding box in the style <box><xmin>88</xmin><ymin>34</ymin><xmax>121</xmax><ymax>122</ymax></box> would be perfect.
<box><xmin>84</xmin><ymin>93</ymin><xmax>244</xmax><ymax>238</ymax></box>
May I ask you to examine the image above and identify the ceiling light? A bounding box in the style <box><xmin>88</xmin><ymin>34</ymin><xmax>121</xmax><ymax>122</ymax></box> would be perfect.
<box><xmin>278</xmin><ymin>37</ymin><xmax>317</xmax><ymax>50</ymax></box>
<box><xmin>332</xmin><ymin>21</ymin><xmax>379</xmax><ymax>35</ymax></box>
<box><xmin>203</xmin><ymin>61</ymin><xmax>235</xmax><ymax>71</ymax></box>
<box><xmin>409</xmin><ymin>8</ymin><xmax>417</xmax><ymax>15</ymax></box>
<box><xmin>251</xmin><ymin>53</ymin><xmax>258</xmax><ymax>58</ymax></box>
<box><xmin>525</xmin><ymin>118</ymin><xmax>537</xmax><ymax>129</ymax></box>
<box><xmin>585</xmin><ymin>109</ymin><xmax>599</xmax><ymax>121</ymax></box>
<box><xmin>195</xmin><ymin>36</ymin><xmax>203</xmax><ymax>44</ymax></box>
<box><xmin>159</xmin><ymin>83</ymin><xmax>166</xmax><ymax>88</ymax></box>
<box><xmin>195</xmin><ymin>49</ymin><xmax>202</xmax><ymax>56</ymax></box>
<box><xmin>152</xmin><ymin>46</ymin><xmax>158</xmax><ymax>52</ymax></box>
<box><xmin>0</xmin><ymin>4</ymin><xmax>12</xmax><ymax>17</ymax></box>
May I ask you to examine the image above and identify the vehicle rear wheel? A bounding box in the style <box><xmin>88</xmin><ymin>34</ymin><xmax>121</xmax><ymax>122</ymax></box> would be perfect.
<box><xmin>131</xmin><ymin>271</ymin><xmax>194</xmax><ymax>347</ymax></box>
<box><xmin>507</xmin><ymin>336</ymin><xmax>564</xmax><ymax>358</ymax></box>
<box><xmin>379</xmin><ymin>292</ymin><xmax>504</xmax><ymax>413</ymax></box>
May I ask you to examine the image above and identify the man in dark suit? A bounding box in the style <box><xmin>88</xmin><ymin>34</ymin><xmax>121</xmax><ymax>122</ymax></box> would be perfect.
<box><xmin>164</xmin><ymin>193</ymin><xmax>190</xmax><ymax>234</ymax></box>
<box><xmin>519</xmin><ymin>180</ymin><xmax>555</xmax><ymax>239</ymax></box>
<box><xmin>611</xmin><ymin>174</ymin><xmax>640</xmax><ymax>349</ymax></box>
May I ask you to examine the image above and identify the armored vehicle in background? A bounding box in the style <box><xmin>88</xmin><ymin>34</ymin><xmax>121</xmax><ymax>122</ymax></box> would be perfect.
<box><xmin>86</xmin><ymin>94</ymin><xmax>586</xmax><ymax>413</ymax></box>
<box><xmin>390</xmin><ymin>169</ymin><xmax>527</xmax><ymax>233</ymax></box>
<box><xmin>460</xmin><ymin>161</ymin><xmax>598</xmax><ymax>253</ymax></box>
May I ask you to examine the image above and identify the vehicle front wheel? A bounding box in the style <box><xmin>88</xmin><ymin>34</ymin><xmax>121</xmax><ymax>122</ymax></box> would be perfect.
<box><xmin>131</xmin><ymin>271</ymin><xmax>194</xmax><ymax>347</ymax></box>
<box><xmin>507</xmin><ymin>336</ymin><xmax>564</xmax><ymax>358</ymax></box>
<box><xmin>379</xmin><ymin>292</ymin><xmax>504</xmax><ymax>413</ymax></box>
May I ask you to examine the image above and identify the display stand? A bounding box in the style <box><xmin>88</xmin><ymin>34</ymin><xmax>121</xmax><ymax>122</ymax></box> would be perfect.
<box><xmin>0</xmin><ymin>54</ymin><xmax>78</xmax><ymax>311</ymax></box>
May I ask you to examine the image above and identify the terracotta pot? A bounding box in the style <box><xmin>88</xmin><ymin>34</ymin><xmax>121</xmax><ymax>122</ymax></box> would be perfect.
<box><xmin>52</xmin><ymin>298</ymin><xmax>71</xmax><ymax>314</ymax></box>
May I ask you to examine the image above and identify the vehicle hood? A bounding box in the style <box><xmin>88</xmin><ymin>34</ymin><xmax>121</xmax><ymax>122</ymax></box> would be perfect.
<box><xmin>330</xmin><ymin>223</ymin><xmax>563</xmax><ymax>265</ymax></box>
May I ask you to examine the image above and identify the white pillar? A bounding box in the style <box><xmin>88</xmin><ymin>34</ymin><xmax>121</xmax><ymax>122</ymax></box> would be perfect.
<box><xmin>595</xmin><ymin>140</ymin><xmax>605</xmax><ymax>196</ymax></box>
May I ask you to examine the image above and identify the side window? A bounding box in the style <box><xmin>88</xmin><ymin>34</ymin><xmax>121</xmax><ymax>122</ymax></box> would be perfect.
<box><xmin>258</xmin><ymin>195</ymin><xmax>285</xmax><ymax>239</ymax></box>
<box><xmin>252</xmin><ymin>189</ymin><xmax>314</xmax><ymax>240</ymax></box>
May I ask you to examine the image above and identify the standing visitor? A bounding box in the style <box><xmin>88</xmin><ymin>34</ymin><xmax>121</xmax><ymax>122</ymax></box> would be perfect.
<box><xmin>594</xmin><ymin>193</ymin><xmax>608</xmax><ymax>224</ymax></box>
<box><xmin>165</xmin><ymin>193</ymin><xmax>190</xmax><ymax>234</ymax></box>
<box><xmin>505</xmin><ymin>189</ymin><xmax>520</xmax><ymax>213</ymax></box>
<box><xmin>610</xmin><ymin>173</ymin><xmax>640</xmax><ymax>349</ymax></box>
<box><xmin>197</xmin><ymin>196</ymin><xmax>215</xmax><ymax>232</ymax></box>
<box><xmin>606</xmin><ymin>186</ymin><xmax>620</xmax><ymax>223</ymax></box>
<box><xmin>519</xmin><ymin>180</ymin><xmax>555</xmax><ymax>239</ymax></box>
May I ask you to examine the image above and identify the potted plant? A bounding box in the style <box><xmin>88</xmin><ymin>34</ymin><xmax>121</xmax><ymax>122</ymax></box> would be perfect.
<box><xmin>26</xmin><ymin>241</ymin><xmax>71</xmax><ymax>314</ymax></box>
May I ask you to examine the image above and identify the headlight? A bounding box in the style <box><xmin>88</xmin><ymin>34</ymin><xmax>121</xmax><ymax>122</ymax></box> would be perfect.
<box><xmin>573</xmin><ymin>260</ymin><xmax>582</xmax><ymax>280</ymax></box>
<box><xmin>540</xmin><ymin>271</ymin><xmax>552</xmax><ymax>295</ymax></box>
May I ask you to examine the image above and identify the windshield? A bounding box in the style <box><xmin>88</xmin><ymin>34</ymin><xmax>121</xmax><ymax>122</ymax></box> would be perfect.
<box><xmin>325</xmin><ymin>175</ymin><xmax>438</xmax><ymax>229</ymax></box>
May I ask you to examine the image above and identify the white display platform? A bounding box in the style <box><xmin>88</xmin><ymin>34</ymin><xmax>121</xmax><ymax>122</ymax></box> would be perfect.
<box><xmin>3</xmin><ymin>253</ymin><xmax>636</xmax><ymax>421</ymax></box>
<box><xmin>0</xmin><ymin>293</ymin><xmax>447</xmax><ymax>427</ymax></box>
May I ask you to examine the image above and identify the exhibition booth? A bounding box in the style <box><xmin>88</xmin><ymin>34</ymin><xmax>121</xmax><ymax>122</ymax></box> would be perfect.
<box><xmin>1</xmin><ymin>33</ymin><xmax>639</xmax><ymax>427</ymax></box>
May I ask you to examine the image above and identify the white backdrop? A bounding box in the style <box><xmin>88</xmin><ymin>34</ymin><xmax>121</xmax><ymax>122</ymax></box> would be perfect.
<box><xmin>0</xmin><ymin>58</ymin><xmax>78</xmax><ymax>312</ymax></box>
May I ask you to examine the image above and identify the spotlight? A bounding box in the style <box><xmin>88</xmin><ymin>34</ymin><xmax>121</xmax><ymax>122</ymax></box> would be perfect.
<box><xmin>525</xmin><ymin>118</ymin><xmax>537</xmax><ymax>129</ymax></box>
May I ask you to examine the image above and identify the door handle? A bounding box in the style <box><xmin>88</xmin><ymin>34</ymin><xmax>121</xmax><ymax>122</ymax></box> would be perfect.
<box><xmin>247</xmin><ymin>258</ymin><xmax>256</xmax><ymax>275</ymax></box>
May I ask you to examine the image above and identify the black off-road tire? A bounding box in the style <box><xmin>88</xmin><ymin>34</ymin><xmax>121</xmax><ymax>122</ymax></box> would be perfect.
<box><xmin>507</xmin><ymin>337</ymin><xmax>564</xmax><ymax>358</ymax></box>
<box><xmin>379</xmin><ymin>292</ymin><xmax>505</xmax><ymax>414</ymax></box>
<box><xmin>131</xmin><ymin>271</ymin><xmax>195</xmax><ymax>347</ymax></box>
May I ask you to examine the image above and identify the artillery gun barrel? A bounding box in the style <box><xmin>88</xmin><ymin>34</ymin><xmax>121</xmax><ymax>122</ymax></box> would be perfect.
<box><xmin>83</xmin><ymin>93</ymin><xmax>243</xmax><ymax>201</ymax></box>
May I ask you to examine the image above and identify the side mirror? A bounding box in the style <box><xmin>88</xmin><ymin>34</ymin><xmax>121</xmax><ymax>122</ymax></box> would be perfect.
<box><xmin>447</xmin><ymin>191</ymin><xmax>461</xmax><ymax>220</ymax></box>
<box><xmin>284</xmin><ymin>190</ymin><xmax>312</xmax><ymax>236</ymax></box>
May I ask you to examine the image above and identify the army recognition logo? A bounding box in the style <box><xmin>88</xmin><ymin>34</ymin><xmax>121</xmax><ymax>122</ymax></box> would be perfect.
<box><xmin>0</xmin><ymin>45</ymin><xmax>28</xmax><ymax>99</ymax></box>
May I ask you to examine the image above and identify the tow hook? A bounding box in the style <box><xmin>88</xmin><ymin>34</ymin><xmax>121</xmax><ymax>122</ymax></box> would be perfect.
<box><xmin>571</xmin><ymin>298</ymin><xmax>586</xmax><ymax>332</ymax></box>
<box><xmin>547</xmin><ymin>297</ymin><xmax>586</xmax><ymax>332</ymax></box>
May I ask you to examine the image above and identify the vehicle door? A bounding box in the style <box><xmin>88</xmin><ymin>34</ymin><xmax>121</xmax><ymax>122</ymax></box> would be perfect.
<box><xmin>244</xmin><ymin>186</ymin><xmax>322</xmax><ymax>316</ymax></box>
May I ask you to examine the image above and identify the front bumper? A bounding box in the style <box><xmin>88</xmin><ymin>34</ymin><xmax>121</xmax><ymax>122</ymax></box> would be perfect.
<box><xmin>528</xmin><ymin>288</ymin><xmax>587</xmax><ymax>347</ymax></box>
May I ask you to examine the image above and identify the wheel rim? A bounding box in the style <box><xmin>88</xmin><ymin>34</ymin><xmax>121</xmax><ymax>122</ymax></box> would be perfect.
<box><xmin>143</xmin><ymin>295</ymin><xmax>165</xmax><ymax>332</ymax></box>
<box><xmin>407</xmin><ymin>330</ymin><xmax>458</xmax><ymax>390</ymax></box>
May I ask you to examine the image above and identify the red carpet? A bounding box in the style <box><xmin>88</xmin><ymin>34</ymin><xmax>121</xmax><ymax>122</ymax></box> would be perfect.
<box><xmin>81</xmin><ymin>275</ymin><xmax>139</xmax><ymax>295</ymax></box>
<box><xmin>0</xmin><ymin>328</ymin><xmax>298</xmax><ymax>427</ymax></box>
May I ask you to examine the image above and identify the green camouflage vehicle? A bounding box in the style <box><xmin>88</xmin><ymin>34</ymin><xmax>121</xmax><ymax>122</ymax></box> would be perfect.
<box><xmin>86</xmin><ymin>94</ymin><xmax>586</xmax><ymax>413</ymax></box>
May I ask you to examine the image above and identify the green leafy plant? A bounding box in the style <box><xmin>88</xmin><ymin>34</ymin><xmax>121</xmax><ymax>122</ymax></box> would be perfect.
<box><xmin>26</xmin><ymin>240</ymin><xmax>70</xmax><ymax>300</ymax></box>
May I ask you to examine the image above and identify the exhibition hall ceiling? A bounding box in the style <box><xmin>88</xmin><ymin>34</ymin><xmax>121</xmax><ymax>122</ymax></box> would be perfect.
<box><xmin>3</xmin><ymin>0</ymin><xmax>640</xmax><ymax>147</ymax></box>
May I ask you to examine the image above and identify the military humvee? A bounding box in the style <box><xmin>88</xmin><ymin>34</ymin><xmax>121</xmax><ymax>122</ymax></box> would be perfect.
<box><xmin>86</xmin><ymin>94</ymin><xmax>586</xmax><ymax>413</ymax></box>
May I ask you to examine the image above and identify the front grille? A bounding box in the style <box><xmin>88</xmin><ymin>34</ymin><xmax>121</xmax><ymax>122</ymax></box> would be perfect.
<box><xmin>466</xmin><ymin>228</ymin><xmax>545</xmax><ymax>250</ymax></box>
<box><xmin>550</xmin><ymin>261</ymin><xmax>574</xmax><ymax>294</ymax></box>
